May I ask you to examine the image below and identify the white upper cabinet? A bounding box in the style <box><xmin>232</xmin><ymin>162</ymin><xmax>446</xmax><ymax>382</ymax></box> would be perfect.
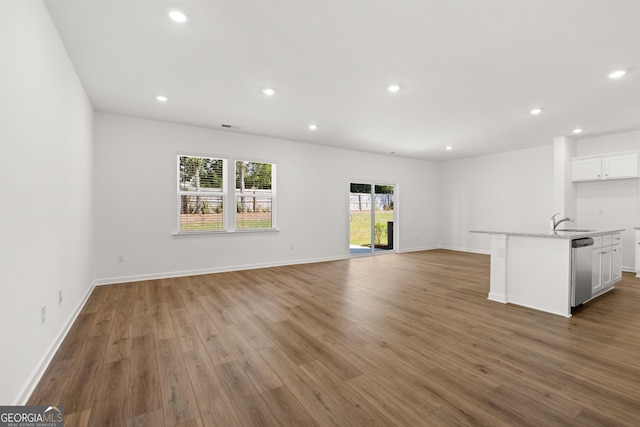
<box><xmin>602</xmin><ymin>154</ymin><xmax>638</xmax><ymax>179</ymax></box>
<box><xmin>572</xmin><ymin>153</ymin><xmax>638</xmax><ymax>182</ymax></box>
<box><xmin>572</xmin><ymin>158</ymin><xmax>602</xmax><ymax>181</ymax></box>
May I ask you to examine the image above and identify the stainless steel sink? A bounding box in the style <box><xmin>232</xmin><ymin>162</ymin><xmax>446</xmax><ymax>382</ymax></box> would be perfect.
<box><xmin>555</xmin><ymin>229</ymin><xmax>595</xmax><ymax>232</ymax></box>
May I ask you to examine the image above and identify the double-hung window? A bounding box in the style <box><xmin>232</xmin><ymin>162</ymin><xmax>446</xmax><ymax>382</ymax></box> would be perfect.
<box><xmin>177</xmin><ymin>155</ymin><xmax>276</xmax><ymax>233</ymax></box>
<box><xmin>235</xmin><ymin>160</ymin><xmax>275</xmax><ymax>230</ymax></box>
<box><xmin>178</xmin><ymin>155</ymin><xmax>226</xmax><ymax>232</ymax></box>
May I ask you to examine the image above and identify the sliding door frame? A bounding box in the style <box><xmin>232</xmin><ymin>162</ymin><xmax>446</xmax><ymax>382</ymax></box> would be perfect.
<box><xmin>348</xmin><ymin>180</ymin><xmax>397</xmax><ymax>256</ymax></box>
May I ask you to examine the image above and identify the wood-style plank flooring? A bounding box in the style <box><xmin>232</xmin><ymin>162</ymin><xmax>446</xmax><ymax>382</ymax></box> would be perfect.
<box><xmin>28</xmin><ymin>250</ymin><xmax>640</xmax><ymax>426</ymax></box>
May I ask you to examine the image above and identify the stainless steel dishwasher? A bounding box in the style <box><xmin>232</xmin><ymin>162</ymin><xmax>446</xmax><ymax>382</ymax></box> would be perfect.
<box><xmin>571</xmin><ymin>237</ymin><xmax>594</xmax><ymax>307</ymax></box>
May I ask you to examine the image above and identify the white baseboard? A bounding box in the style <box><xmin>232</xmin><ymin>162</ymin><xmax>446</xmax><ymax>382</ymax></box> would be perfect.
<box><xmin>14</xmin><ymin>280</ymin><xmax>96</xmax><ymax>405</ymax></box>
<box><xmin>94</xmin><ymin>255</ymin><xmax>350</xmax><ymax>286</ymax></box>
<box><xmin>438</xmin><ymin>245</ymin><xmax>491</xmax><ymax>255</ymax></box>
<box><xmin>95</xmin><ymin>246</ymin><xmax>496</xmax><ymax>286</ymax></box>
<box><xmin>397</xmin><ymin>245</ymin><xmax>439</xmax><ymax>253</ymax></box>
<box><xmin>488</xmin><ymin>292</ymin><xmax>507</xmax><ymax>303</ymax></box>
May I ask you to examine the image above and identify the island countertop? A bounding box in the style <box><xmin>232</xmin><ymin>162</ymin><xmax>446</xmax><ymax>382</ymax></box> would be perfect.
<box><xmin>470</xmin><ymin>228</ymin><xmax>625</xmax><ymax>239</ymax></box>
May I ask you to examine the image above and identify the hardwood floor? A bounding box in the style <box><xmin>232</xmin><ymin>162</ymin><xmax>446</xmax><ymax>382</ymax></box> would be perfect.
<box><xmin>28</xmin><ymin>250</ymin><xmax>640</xmax><ymax>426</ymax></box>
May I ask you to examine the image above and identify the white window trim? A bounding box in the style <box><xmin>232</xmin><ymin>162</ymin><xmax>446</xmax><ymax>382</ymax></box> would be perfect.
<box><xmin>174</xmin><ymin>153</ymin><xmax>278</xmax><ymax>236</ymax></box>
<box><xmin>233</xmin><ymin>158</ymin><xmax>277</xmax><ymax>231</ymax></box>
<box><xmin>176</xmin><ymin>154</ymin><xmax>227</xmax><ymax>234</ymax></box>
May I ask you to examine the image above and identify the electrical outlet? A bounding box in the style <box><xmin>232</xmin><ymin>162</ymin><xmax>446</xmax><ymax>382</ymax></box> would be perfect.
<box><xmin>41</xmin><ymin>305</ymin><xmax>46</xmax><ymax>324</ymax></box>
<box><xmin>117</xmin><ymin>254</ymin><xmax>125</xmax><ymax>263</ymax></box>
<box><xmin>58</xmin><ymin>289</ymin><xmax>63</xmax><ymax>305</ymax></box>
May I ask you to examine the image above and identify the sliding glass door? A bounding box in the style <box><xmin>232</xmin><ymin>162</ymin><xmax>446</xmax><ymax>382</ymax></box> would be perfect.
<box><xmin>349</xmin><ymin>182</ymin><xmax>395</xmax><ymax>255</ymax></box>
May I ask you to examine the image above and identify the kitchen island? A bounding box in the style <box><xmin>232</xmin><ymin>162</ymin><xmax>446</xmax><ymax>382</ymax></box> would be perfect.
<box><xmin>471</xmin><ymin>228</ymin><xmax>624</xmax><ymax>317</ymax></box>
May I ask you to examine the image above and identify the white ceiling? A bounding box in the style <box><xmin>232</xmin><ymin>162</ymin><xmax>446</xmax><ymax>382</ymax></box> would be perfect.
<box><xmin>45</xmin><ymin>0</ymin><xmax>640</xmax><ymax>161</ymax></box>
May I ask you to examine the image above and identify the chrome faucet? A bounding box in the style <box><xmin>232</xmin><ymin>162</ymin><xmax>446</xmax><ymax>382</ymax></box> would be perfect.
<box><xmin>550</xmin><ymin>212</ymin><xmax>574</xmax><ymax>231</ymax></box>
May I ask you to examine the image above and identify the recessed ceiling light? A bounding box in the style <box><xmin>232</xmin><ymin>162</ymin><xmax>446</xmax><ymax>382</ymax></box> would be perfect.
<box><xmin>388</xmin><ymin>84</ymin><xmax>400</xmax><ymax>93</ymax></box>
<box><xmin>572</xmin><ymin>128</ymin><xmax>583</xmax><ymax>134</ymax></box>
<box><xmin>445</xmin><ymin>146</ymin><xmax>453</xmax><ymax>151</ymax></box>
<box><xmin>608</xmin><ymin>69</ymin><xmax>626</xmax><ymax>79</ymax></box>
<box><xmin>308</xmin><ymin>124</ymin><xmax>317</xmax><ymax>131</ymax></box>
<box><xmin>168</xmin><ymin>9</ymin><xmax>188</xmax><ymax>23</ymax></box>
<box><xmin>156</xmin><ymin>95</ymin><xmax>168</xmax><ymax>102</ymax></box>
<box><xmin>263</xmin><ymin>88</ymin><xmax>275</xmax><ymax>96</ymax></box>
<box><xmin>529</xmin><ymin>108</ymin><xmax>543</xmax><ymax>115</ymax></box>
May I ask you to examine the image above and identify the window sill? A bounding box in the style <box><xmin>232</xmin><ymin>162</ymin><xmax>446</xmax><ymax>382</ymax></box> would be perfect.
<box><xmin>173</xmin><ymin>229</ymin><xmax>280</xmax><ymax>237</ymax></box>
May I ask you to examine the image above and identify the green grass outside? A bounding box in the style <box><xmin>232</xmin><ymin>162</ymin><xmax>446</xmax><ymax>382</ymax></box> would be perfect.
<box><xmin>181</xmin><ymin>211</ymin><xmax>394</xmax><ymax>238</ymax></box>
<box><xmin>181</xmin><ymin>222</ymin><xmax>224</xmax><ymax>231</ymax></box>
<box><xmin>237</xmin><ymin>219</ymin><xmax>272</xmax><ymax>229</ymax></box>
<box><xmin>350</xmin><ymin>211</ymin><xmax>394</xmax><ymax>246</ymax></box>
<box><xmin>180</xmin><ymin>217</ymin><xmax>272</xmax><ymax>231</ymax></box>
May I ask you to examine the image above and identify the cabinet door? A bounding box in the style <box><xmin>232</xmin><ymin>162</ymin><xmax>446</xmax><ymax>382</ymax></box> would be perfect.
<box><xmin>592</xmin><ymin>249</ymin><xmax>603</xmax><ymax>293</ymax></box>
<box><xmin>572</xmin><ymin>158</ymin><xmax>602</xmax><ymax>182</ymax></box>
<box><xmin>636</xmin><ymin>231</ymin><xmax>640</xmax><ymax>278</ymax></box>
<box><xmin>601</xmin><ymin>249</ymin><xmax>612</xmax><ymax>289</ymax></box>
<box><xmin>611</xmin><ymin>245</ymin><xmax>622</xmax><ymax>284</ymax></box>
<box><xmin>602</xmin><ymin>154</ymin><xmax>638</xmax><ymax>179</ymax></box>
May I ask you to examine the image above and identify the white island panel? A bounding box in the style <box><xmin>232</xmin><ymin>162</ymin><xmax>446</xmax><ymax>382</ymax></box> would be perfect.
<box><xmin>488</xmin><ymin>235</ymin><xmax>508</xmax><ymax>303</ymax></box>
<box><xmin>635</xmin><ymin>228</ymin><xmax>640</xmax><ymax>278</ymax></box>
<box><xmin>507</xmin><ymin>236</ymin><xmax>572</xmax><ymax>317</ymax></box>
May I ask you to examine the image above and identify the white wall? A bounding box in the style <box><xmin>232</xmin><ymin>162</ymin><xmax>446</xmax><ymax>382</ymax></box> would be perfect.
<box><xmin>575</xmin><ymin>130</ymin><xmax>640</xmax><ymax>270</ymax></box>
<box><xmin>436</xmin><ymin>131</ymin><xmax>640</xmax><ymax>268</ymax></box>
<box><xmin>0</xmin><ymin>1</ymin><xmax>94</xmax><ymax>404</ymax></box>
<box><xmin>577</xmin><ymin>129</ymin><xmax>640</xmax><ymax>156</ymax></box>
<box><xmin>94</xmin><ymin>113</ymin><xmax>440</xmax><ymax>282</ymax></box>
<box><xmin>438</xmin><ymin>145</ymin><xmax>555</xmax><ymax>253</ymax></box>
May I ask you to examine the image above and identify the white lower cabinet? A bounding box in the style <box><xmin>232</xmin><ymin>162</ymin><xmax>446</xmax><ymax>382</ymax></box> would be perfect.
<box><xmin>592</xmin><ymin>248</ymin><xmax>603</xmax><ymax>294</ymax></box>
<box><xmin>611</xmin><ymin>244</ymin><xmax>622</xmax><ymax>283</ymax></box>
<box><xmin>636</xmin><ymin>230</ymin><xmax>640</xmax><ymax>278</ymax></box>
<box><xmin>592</xmin><ymin>246</ymin><xmax>612</xmax><ymax>294</ymax></box>
<box><xmin>602</xmin><ymin>247</ymin><xmax>612</xmax><ymax>289</ymax></box>
<box><xmin>592</xmin><ymin>234</ymin><xmax>621</xmax><ymax>296</ymax></box>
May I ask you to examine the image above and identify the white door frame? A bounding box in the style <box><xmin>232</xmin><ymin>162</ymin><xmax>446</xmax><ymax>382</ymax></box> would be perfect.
<box><xmin>347</xmin><ymin>180</ymin><xmax>397</xmax><ymax>256</ymax></box>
